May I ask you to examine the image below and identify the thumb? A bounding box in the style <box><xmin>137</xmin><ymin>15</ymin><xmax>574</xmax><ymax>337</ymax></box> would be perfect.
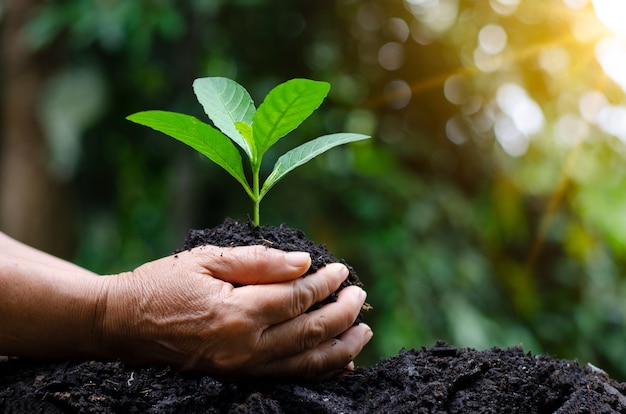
<box><xmin>192</xmin><ymin>245</ymin><xmax>311</xmax><ymax>285</ymax></box>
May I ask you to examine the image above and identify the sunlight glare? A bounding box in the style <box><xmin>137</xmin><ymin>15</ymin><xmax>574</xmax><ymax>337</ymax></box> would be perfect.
<box><xmin>591</xmin><ymin>0</ymin><xmax>626</xmax><ymax>37</ymax></box>
<box><xmin>563</xmin><ymin>0</ymin><xmax>588</xmax><ymax>10</ymax></box>
<box><xmin>492</xmin><ymin>83</ymin><xmax>545</xmax><ymax>157</ymax></box>
<box><xmin>496</xmin><ymin>83</ymin><xmax>544</xmax><ymax>136</ymax></box>
<box><xmin>595</xmin><ymin>37</ymin><xmax>626</xmax><ymax>93</ymax></box>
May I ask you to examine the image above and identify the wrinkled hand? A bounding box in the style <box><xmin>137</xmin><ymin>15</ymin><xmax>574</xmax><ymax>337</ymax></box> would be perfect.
<box><xmin>98</xmin><ymin>245</ymin><xmax>372</xmax><ymax>380</ymax></box>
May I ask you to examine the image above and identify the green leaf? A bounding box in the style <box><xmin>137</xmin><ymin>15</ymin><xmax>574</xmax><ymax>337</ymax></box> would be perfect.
<box><xmin>127</xmin><ymin>110</ymin><xmax>252</xmax><ymax>198</ymax></box>
<box><xmin>253</xmin><ymin>79</ymin><xmax>330</xmax><ymax>157</ymax></box>
<box><xmin>260</xmin><ymin>133</ymin><xmax>370</xmax><ymax>198</ymax></box>
<box><xmin>235</xmin><ymin>121</ymin><xmax>256</xmax><ymax>165</ymax></box>
<box><xmin>193</xmin><ymin>77</ymin><xmax>256</xmax><ymax>159</ymax></box>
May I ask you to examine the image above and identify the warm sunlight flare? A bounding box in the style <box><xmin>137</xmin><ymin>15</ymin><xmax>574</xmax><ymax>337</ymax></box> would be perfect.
<box><xmin>591</xmin><ymin>0</ymin><xmax>626</xmax><ymax>92</ymax></box>
<box><xmin>591</xmin><ymin>0</ymin><xmax>626</xmax><ymax>37</ymax></box>
<box><xmin>587</xmin><ymin>0</ymin><xmax>626</xmax><ymax>138</ymax></box>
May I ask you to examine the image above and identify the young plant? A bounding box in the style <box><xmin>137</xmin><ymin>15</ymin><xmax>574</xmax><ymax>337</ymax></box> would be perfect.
<box><xmin>127</xmin><ymin>77</ymin><xmax>370</xmax><ymax>226</ymax></box>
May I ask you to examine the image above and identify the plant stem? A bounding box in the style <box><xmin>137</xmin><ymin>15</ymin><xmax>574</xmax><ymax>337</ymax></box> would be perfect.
<box><xmin>253</xmin><ymin>199</ymin><xmax>260</xmax><ymax>227</ymax></box>
<box><xmin>252</xmin><ymin>165</ymin><xmax>260</xmax><ymax>226</ymax></box>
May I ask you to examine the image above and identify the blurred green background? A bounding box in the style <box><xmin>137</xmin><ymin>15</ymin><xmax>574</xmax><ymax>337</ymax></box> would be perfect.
<box><xmin>4</xmin><ymin>0</ymin><xmax>626</xmax><ymax>380</ymax></box>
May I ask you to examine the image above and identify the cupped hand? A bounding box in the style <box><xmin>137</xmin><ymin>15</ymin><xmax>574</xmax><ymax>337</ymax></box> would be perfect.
<box><xmin>97</xmin><ymin>245</ymin><xmax>372</xmax><ymax>380</ymax></box>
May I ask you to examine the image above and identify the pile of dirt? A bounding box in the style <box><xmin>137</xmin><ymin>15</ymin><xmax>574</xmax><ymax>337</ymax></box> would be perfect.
<box><xmin>2</xmin><ymin>341</ymin><xmax>625</xmax><ymax>413</ymax></box>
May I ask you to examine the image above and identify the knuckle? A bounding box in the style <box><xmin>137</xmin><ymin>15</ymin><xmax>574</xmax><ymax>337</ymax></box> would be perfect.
<box><xmin>290</xmin><ymin>281</ymin><xmax>315</xmax><ymax>315</ymax></box>
<box><xmin>210</xmin><ymin>350</ymin><xmax>253</xmax><ymax>374</ymax></box>
<box><xmin>200</xmin><ymin>320</ymin><xmax>258</xmax><ymax>374</ymax></box>
<box><xmin>299</xmin><ymin>315</ymin><xmax>328</xmax><ymax>349</ymax></box>
<box><xmin>298</xmin><ymin>352</ymin><xmax>327</xmax><ymax>379</ymax></box>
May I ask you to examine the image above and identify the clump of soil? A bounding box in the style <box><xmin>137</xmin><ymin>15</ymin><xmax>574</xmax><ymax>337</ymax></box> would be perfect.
<box><xmin>2</xmin><ymin>341</ymin><xmax>625</xmax><ymax>413</ymax></box>
<box><xmin>177</xmin><ymin>218</ymin><xmax>364</xmax><ymax>316</ymax></box>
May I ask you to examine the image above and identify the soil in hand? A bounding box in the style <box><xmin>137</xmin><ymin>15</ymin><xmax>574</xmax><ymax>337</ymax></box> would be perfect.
<box><xmin>177</xmin><ymin>217</ymin><xmax>365</xmax><ymax>316</ymax></box>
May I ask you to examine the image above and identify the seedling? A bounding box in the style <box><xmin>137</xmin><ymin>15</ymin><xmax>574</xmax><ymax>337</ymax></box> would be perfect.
<box><xmin>127</xmin><ymin>77</ymin><xmax>370</xmax><ymax>226</ymax></box>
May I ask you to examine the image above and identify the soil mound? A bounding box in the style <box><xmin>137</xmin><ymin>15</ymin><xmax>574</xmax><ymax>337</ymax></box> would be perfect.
<box><xmin>2</xmin><ymin>341</ymin><xmax>625</xmax><ymax>413</ymax></box>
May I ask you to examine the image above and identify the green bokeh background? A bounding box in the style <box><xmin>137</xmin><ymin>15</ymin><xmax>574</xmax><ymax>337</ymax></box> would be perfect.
<box><xmin>6</xmin><ymin>0</ymin><xmax>626</xmax><ymax>380</ymax></box>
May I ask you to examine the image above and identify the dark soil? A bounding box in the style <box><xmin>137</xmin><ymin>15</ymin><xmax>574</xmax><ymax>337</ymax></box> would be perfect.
<box><xmin>2</xmin><ymin>342</ymin><xmax>625</xmax><ymax>413</ymax></box>
<box><xmin>177</xmin><ymin>218</ymin><xmax>364</xmax><ymax>317</ymax></box>
<box><xmin>2</xmin><ymin>219</ymin><xmax>626</xmax><ymax>413</ymax></box>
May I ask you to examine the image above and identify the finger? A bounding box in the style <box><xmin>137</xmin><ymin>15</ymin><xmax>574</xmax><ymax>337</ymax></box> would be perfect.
<box><xmin>337</xmin><ymin>361</ymin><xmax>356</xmax><ymax>376</ymax></box>
<box><xmin>237</xmin><ymin>263</ymin><xmax>350</xmax><ymax>325</ymax></box>
<box><xmin>258</xmin><ymin>323</ymin><xmax>373</xmax><ymax>380</ymax></box>
<box><xmin>258</xmin><ymin>284</ymin><xmax>366</xmax><ymax>355</ymax></box>
<box><xmin>189</xmin><ymin>245</ymin><xmax>311</xmax><ymax>285</ymax></box>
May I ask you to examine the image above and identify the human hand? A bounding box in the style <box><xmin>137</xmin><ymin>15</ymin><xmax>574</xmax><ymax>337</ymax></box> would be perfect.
<box><xmin>96</xmin><ymin>245</ymin><xmax>372</xmax><ymax>380</ymax></box>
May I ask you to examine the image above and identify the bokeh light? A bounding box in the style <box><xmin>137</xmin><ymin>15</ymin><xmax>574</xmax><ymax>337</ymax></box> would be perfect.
<box><xmin>478</xmin><ymin>24</ymin><xmax>507</xmax><ymax>55</ymax></box>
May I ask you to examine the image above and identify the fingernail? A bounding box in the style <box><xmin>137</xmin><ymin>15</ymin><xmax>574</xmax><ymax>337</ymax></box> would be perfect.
<box><xmin>359</xmin><ymin>288</ymin><xmax>367</xmax><ymax>303</ymax></box>
<box><xmin>332</xmin><ymin>263</ymin><xmax>349</xmax><ymax>278</ymax></box>
<box><xmin>361</xmin><ymin>323</ymin><xmax>373</xmax><ymax>340</ymax></box>
<box><xmin>285</xmin><ymin>251</ymin><xmax>311</xmax><ymax>268</ymax></box>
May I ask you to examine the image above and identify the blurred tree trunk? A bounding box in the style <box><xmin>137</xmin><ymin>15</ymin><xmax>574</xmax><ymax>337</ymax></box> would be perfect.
<box><xmin>1</xmin><ymin>0</ymin><xmax>74</xmax><ymax>258</ymax></box>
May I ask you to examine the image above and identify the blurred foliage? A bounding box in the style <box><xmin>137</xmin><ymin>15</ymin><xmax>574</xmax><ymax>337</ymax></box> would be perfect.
<box><xmin>18</xmin><ymin>0</ymin><xmax>626</xmax><ymax>379</ymax></box>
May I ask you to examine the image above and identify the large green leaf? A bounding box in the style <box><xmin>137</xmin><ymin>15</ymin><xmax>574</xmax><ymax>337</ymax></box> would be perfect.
<box><xmin>253</xmin><ymin>79</ymin><xmax>330</xmax><ymax>157</ymax></box>
<box><xmin>260</xmin><ymin>133</ymin><xmax>370</xmax><ymax>198</ymax></box>
<box><xmin>127</xmin><ymin>110</ymin><xmax>252</xmax><ymax>197</ymax></box>
<box><xmin>193</xmin><ymin>77</ymin><xmax>256</xmax><ymax>159</ymax></box>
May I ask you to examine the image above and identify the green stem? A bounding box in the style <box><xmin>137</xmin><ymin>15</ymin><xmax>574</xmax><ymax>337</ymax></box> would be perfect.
<box><xmin>253</xmin><ymin>199</ymin><xmax>260</xmax><ymax>227</ymax></box>
<box><xmin>252</xmin><ymin>165</ymin><xmax>261</xmax><ymax>226</ymax></box>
